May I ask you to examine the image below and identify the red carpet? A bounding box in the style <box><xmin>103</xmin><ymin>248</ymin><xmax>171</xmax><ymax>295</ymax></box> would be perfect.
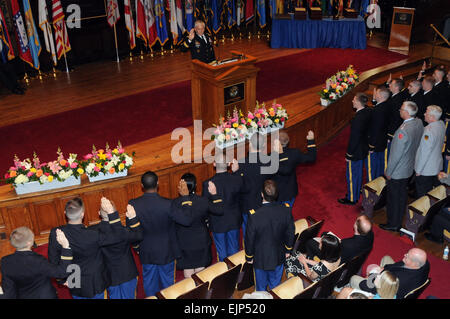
<box><xmin>32</xmin><ymin>125</ymin><xmax>449</xmax><ymax>299</ymax></box>
<box><xmin>0</xmin><ymin>46</ymin><xmax>406</xmax><ymax>176</ymax></box>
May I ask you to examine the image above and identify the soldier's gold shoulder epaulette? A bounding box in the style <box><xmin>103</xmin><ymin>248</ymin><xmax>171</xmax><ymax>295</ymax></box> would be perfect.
<box><xmin>249</xmin><ymin>209</ymin><xmax>256</xmax><ymax>215</ymax></box>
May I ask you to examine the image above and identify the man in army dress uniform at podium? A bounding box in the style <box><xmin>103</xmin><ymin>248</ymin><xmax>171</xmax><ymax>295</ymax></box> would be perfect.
<box><xmin>181</xmin><ymin>20</ymin><xmax>216</xmax><ymax>64</ymax></box>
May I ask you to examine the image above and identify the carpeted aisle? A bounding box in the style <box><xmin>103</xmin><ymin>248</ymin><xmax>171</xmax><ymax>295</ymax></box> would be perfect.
<box><xmin>0</xmin><ymin>46</ymin><xmax>407</xmax><ymax>175</ymax></box>
<box><xmin>33</xmin><ymin>125</ymin><xmax>449</xmax><ymax>299</ymax></box>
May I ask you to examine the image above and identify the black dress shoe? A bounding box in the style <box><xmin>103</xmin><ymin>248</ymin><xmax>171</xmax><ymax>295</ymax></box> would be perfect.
<box><xmin>425</xmin><ymin>232</ymin><xmax>443</xmax><ymax>243</ymax></box>
<box><xmin>379</xmin><ymin>224</ymin><xmax>400</xmax><ymax>232</ymax></box>
<box><xmin>338</xmin><ymin>198</ymin><xmax>356</xmax><ymax>205</ymax></box>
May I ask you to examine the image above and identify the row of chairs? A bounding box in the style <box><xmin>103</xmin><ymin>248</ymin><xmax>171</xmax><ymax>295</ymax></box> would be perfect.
<box><xmin>362</xmin><ymin>177</ymin><xmax>449</xmax><ymax>242</ymax></box>
<box><xmin>149</xmin><ymin>216</ymin><xmax>325</xmax><ymax>299</ymax></box>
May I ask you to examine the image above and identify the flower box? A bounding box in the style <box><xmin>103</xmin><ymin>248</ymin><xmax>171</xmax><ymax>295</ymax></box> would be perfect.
<box><xmin>87</xmin><ymin>169</ymin><xmax>128</xmax><ymax>183</ymax></box>
<box><xmin>14</xmin><ymin>176</ymin><xmax>81</xmax><ymax>195</ymax></box>
<box><xmin>320</xmin><ymin>98</ymin><xmax>332</xmax><ymax>107</ymax></box>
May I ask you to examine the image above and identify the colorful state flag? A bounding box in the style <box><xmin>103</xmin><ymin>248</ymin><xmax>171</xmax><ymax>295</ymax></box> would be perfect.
<box><xmin>52</xmin><ymin>0</ymin><xmax>71</xmax><ymax>60</ymax></box>
<box><xmin>124</xmin><ymin>0</ymin><xmax>136</xmax><ymax>49</ymax></box>
<box><xmin>11</xmin><ymin>0</ymin><xmax>33</xmax><ymax>67</ymax></box>
<box><xmin>185</xmin><ymin>0</ymin><xmax>194</xmax><ymax>31</ymax></box>
<box><xmin>256</xmin><ymin>0</ymin><xmax>266</xmax><ymax>28</ymax></box>
<box><xmin>211</xmin><ymin>0</ymin><xmax>221</xmax><ymax>33</ymax></box>
<box><xmin>169</xmin><ymin>0</ymin><xmax>185</xmax><ymax>43</ymax></box>
<box><xmin>236</xmin><ymin>0</ymin><xmax>244</xmax><ymax>26</ymax></box>
<box><xmin>154</xmin><ymin>0</ymin><xmax>169</xmax><ymax>45</ymax></box>
<box><xmin>136</xmin><ymin>0</ymin><xmax>148</xmax><ymax>44</ymax></box>
<box><xmin>107</xmin><ymin>0</ymin><xmax>121</xmax><ymax>27</ymax></box>
<box><xmin>38</xmin><ymin>0</ymin><xmax>57</xmax><ymax>65</ymax></box>
<box><xmin>245</xmin><ymin>0</ymin><xmax>254</xmax><ymax>24</ymax></box>
<box><xmin>0</xmin><ymin>6</ymin><xmax>15</xmax><ymax>63</ymax></box>
<box><xmin>144</xmin><ymin>0</ymin><xmax>158</xmax><ymax>47</ymax></box>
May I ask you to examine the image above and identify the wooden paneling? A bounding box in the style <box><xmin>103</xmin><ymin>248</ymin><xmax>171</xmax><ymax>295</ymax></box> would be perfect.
<box><xmin>30</xmin><ymin>201</ymin><xmax>60</xmax><ymax>237</ymax></box>
<box><xmin>81</xmin><ymin>191</ymin><xmax>103</xmax><ymax>226</ymax></box>
<box><xmin>3</xmin><ymin>205</ymin><xmax>33</xmax><ymax>235</ymax></box>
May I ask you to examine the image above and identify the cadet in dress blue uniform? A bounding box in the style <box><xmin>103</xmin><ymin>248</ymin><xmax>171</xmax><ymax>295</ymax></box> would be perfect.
<box><xmin>181</xmin><ymin>20</ymin><xmax>216</xmax><ymax>64</ymax></box>
<box><xmin>48</xmin><ymin>197</ymin><xmax>127</xmax><ymax>299</ymax></box>
<box><xmin>386</xmin><ymin>78</ymin><xmax>409</xmax><ymax>157</ymax></box>
<box><xmin>245</xmin><ymin>180</ymin><xmax>295</xmax><ymax>291</ymax></box>
<box><xmin>1</xmin><ymin>227</ymin><xmax>72</xmax><ymax>299</ymax></box>
<box><xmin>173</xmin><ymin>173</ymin><xmax>223</xmax><ymax>278</ymax></box>
<box><xmin>406</xmin><ymin>80</ymin><xmax>425</xmax><ymax>125</ymax></box>
<box><xmin>368</xmin><ymin>87</ymin><xmax>390</xmax><ymax>180</ymax></box>
<box><xmin>272</xmin><ymin>130</ymin><xmax>317</xmax><ymax>207</ymax></box>
<box><xmin>339</xmin><ymin>93</ymin><xmax>372</xmax><ymax>205</ymax></box>
<box><xmin>129</xmin><ymin>171</ymin><xmax>193</xmax><ymax>297</ymax></box>
<box><xmin>90</xmin><ymin>203</ymin><xmax>143</xmax><ymax>299</ymax></box>
<box><xmin>232</xmin><ymin>133</ymin><xmax>271</xmax><ymax>240</ymax></box>
<box><xmin>202</xmin><ymin>154</ymin><xmax>244</xmax><ymax>261</ymax></box>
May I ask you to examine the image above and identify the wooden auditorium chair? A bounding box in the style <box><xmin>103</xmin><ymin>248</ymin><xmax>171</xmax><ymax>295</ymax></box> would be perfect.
<box><xmin>296</xmin><ymin>263</ymin><xmax>347</xmax><ymax>299</ymax></box>
<box><xmin>362</xmin><ymin>176</ymin><xmax>387</xmax><ymax>218</ymax></box>
<box><xmin>269</xmin><ymin>276</ymin><xmax>305</xmax><ymax>299</ymax></box>
<box><xmin>401</xmin><ymin>185</ymin><xmax>450</xmax><ymax>242</ymax></box>
<box><xmin>192</xmin><ymin>261</ymin><xmax>241</xmax><ymax>299</ymax></box>
<box><xmin>335</xmin><ymin>249</ymin><xmax>371</xmax><ymax>290</ymax></box>
<box><xmin>224</xmin><ymin>250</ymin><xmax>255</xmax><ymax>290</ymax></box>
<box><xmin>293</xmin><ymin>218</ymin><xmax>324</xmax><ymax>253</ymax></box>
<box><xmin>156</xmin><ymin>277</ymin><xmax>209</xmax><ymax>299</ymax></box>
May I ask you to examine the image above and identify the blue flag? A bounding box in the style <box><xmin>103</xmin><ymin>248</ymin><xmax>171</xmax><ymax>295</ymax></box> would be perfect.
<box><xmin>185</xmin><ymin>0</ymin><xmax>194</xmax><ymax>31</ymax></box>
<box><xmin>211</xmin><ymin>0</ymin><xmax>221</xmax><ymax>33</ymax></box>
<box><xmin>154</xmin><ymin>0</ymin><xmax>169</xmax><ymax>45</ymax></box>
<box><xmin>22</xmin><ymin>0</ymin><xmax>41</xmax><ymax>69</ymax></box>
<box><xmin>256</xmin><ymin>0</ymin><xmax>266</xmax><ymax>28</ymax></box>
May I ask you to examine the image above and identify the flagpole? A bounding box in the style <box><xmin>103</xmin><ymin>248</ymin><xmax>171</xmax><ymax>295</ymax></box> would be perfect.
<box><xmin>113</xmin><ymin>23</ymin><xmax>120</xmax><ymax>62</ymax></box>
<box><xmin>59</xmin><ymin>21</ymin><xmax>70</xmax><ymax>73</ymax></box>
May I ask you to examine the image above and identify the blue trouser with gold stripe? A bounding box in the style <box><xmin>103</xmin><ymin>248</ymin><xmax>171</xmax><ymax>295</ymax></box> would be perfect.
<box><xmin>346</xmin><ymin>159</ymin><xmax>364</xmax><ymax>203</ymax></box>
<box><xmin>108</xmin><ymin>277</ymin><xmax>138</xmax><ymax>299</ymax></box>
<box><xmin>254</xmin><ymin>264</ymin><xmax>284</xmax><ymax>291</ymax></box>
<box><xmin>142</xmin><ymin>262</ymin><xmax>175</xmax><ymax>297</ymax></box>
<box><xmin>367</xmin><ymin>151</ymin><xmax>386</xmax><ymax>182</ymax></box>
<box><xmin>213</xmin><ymin>230</ymin><xmax>240</xmax><ymax>262</ymax></box>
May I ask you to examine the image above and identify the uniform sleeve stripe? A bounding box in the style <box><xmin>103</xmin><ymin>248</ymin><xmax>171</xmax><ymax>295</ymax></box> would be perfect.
<box><xmin>285</xmin><ymin>245</ymin><xmax>292</xmax><ymax>250</ymax></box>
<box><xmin>212</xmin><ymin>199</ymin><xmax>222</xmax><ymax>203</ymax></box>
<box><xmin>280</xmin><ymin>157</ymin><xmax>289</xmax><ymax>162</ymax></box>
<box><xmin>307</xmin><ymin>144</ymin><xmax>316</xmax><ymax>148</ymax></box>
<box><xmin>130</xmin><ymin>222</ymin><xmax>141</xmax><ymax>228</ymax></box>
<box><xmin>109</xmin><ymin>218</ymin><xmax>121</xmax><ymax>224</ymax></box>
<box><xmin>61</xmin><ymin>256</ymin><xmax>73</xmax><ymax>260</ymax></box>
<box><xmin>181</xmin><ymin>201</ymin><xmax>193</xmax><ymax>206</ymax></box>
<box><xmin>245</xmin><ymin>253</ymin><xmax>253</xmax><ymax>258</ymax></box>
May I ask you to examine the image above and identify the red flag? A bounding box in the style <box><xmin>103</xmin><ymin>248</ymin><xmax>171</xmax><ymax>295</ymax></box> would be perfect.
<box><xmin>136</xmin><ymin>0</ymin><xmax>148</xmax><ymax>44</ymax></box>
<box><xmin>52</xmin><ymin>0</ymin><xmax>71</xmax><ymax>60</ymax></box>
<box><xmin>107</xmin><ymin>0</ymin><xmax>120</xmax><ymax>27</ymax></box>
<box><xmin>11</xmin><ymin>0</ymin><xmax>33</xmax><ymax>66</ymax></box>
<box><xmin>124</xmin><ymin>0</ymin><xmax>136</xmax><ymax>49</ymax></box>
<box><xmin>245</xmin><ymin>0</ymin><xmax>254</xmax><ymax>23</ymax></box>
<box><xmin>144</xmin><ymin>0</ymin><xmax>158</xmax><ymax>47</ymax></box>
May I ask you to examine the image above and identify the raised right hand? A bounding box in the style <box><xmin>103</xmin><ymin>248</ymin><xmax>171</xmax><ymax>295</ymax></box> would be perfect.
<box><xmin>56</xmin><ymin>229</ymin><xmax>70</xmax><ymax>249</ymax></box>
<box><xmin>188</xmin><ymin>28</ymin><xmax>195</xmax><ymax>41</ymax></box>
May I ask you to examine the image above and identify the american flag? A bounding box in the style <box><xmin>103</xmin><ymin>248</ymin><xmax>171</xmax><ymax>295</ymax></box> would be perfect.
<box><xmin>52</xmin><ymin>0</ymin><xmax>71</xmax><ymax>60</ymax></box>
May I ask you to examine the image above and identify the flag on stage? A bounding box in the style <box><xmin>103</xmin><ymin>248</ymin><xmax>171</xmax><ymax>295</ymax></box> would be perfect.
<box><xmin>136</xmin><ymin>0</ymin><xmax>148</xmax><ymax>44</ymax></box>
<box><xmin>38</xmin><ymin>0</ymin><xmax>57</xmax><ymax>65</ymax></box>
<box><xmin>223</xmin><ymin>0</ymin><xmax>235</xmax><ymax>28</ymax></box>
<box><xmin>11</xmin><ymin>0</ymin><xmax>34</xmax><ymax>67</ymax></box>
<box><xmin>124</xmin><ymin>0</ymin><xmax>136</xmax><ymax>49</ymax></box>
<box><xmin>23</xmin><ymin>0</ymin><xmax>42</xmax><ymax>69</ymax></box>
<box><xmin>256</xmin><ymin>0</ymin><xmax>266</xmax><ymax>28</ymax></box>
<box><xmin>236</xmin><ymin>0</ymin><xmax>244</xmax><ymax>27</ymax></box>
<box><xmin>107</xmin><ymin>0</ymin><xmax>121</xmax><ymax>27</ymax></box>
<box><xmin>169</xmin><ymin>0</ymin><xmax>185</xmax><ymax>43</ymax></box>
<box><xmin>154</xmin><ymin>0</ymin><xmax>169</xmax><ymax>45</ymax></box>
<box><xmin>211</xmin><ymin>0</ymin><xmax>221</xmax><ymax>33</ymax></box>
<box><xmin>185</xmin><ymin>0</ymin><xmax>194</xmax><ymax>31</ymax></box>
<box><xmin>0</xmin><ymin>6</ymin><xmax>15</xmax><ymax>63</ymax></box>
<box><xmin>245</xmin><ymin>0</ymin><xmax>254</xmax><ymax>23</ymax></box>
<box><xmin>52</xmin><ymin>0</ymin><xmax>71</xmax><ymax>60</ymax></box>
<box><xmin>144</xmin><ymin>0</ymin><xmax>158</xmax><ymax>46</ymax></box>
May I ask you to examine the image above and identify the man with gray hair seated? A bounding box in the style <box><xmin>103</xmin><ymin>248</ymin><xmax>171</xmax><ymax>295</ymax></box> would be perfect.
<box><xmin>414</xmin><ymin>105</ymin><xmax>446</xmax><ymax>197</ymax></box>
<box><xmin>381</xmin><ymin>101</ymin><xmax>424</xmax><ymax>232</ymax></box>
<box><xmin>1</xmin><ymin>227</ymin><xmax>72</xmax><ymax>298</ymax></box>
<box><xmin>350</xmin><ymin>248</ymin><xmax>429</xmax><ymax>299</ymax></box>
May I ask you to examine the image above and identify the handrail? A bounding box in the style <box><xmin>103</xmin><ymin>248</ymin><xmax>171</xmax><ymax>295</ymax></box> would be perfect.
<box><xmin>430</xmin><ymin>24</ymin><xmax>450</xmax><ymax>46</ymax></box>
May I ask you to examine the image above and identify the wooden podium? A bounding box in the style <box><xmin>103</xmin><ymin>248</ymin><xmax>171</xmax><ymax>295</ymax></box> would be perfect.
<box><xmin>191</xmin><ymin>51</ymin><xmax>259</xmax><ymax>129</ymax></box>
<box><xmin>388</xmin><ymin>7</ymin><xmax>415</xmax><ymax>53</ymax></box>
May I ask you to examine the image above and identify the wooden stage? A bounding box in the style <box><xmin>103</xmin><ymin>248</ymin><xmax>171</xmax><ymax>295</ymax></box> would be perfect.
<box><xmin>0</xmin><ymin>34</ymin><xmax>446</xmax><ymax>265</ymax></box>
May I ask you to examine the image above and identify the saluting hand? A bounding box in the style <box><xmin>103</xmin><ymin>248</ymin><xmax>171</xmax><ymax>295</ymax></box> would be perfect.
<box><xmin>56</xmin><ymin>229</ymin><xmax>70</xmax><ymax>249</ymax></box>
<box><xmin>126</xmin><ymin>204</ymin><xmax>137</xmax><ymax>219</ymax></box>
<box><xmin>100</xmin><ymin>197</ymin><xmax>115</xmax><ymax>214</ymax></box>
<box><xmin>208</xmin><ymin>181</ymin><xmax>217</xmax><ymax>195</ymax></box>
<box><xmin>231</xmin><ymin>158</ymin><xmax>239</xmax><ymax>173</ymax></box>
<box><xmin>178</xmin><ymin>179</ymin><xmax>189</xmax><ymax>196</ymax></box>
<box><xmin>387</xmin><ymin>73</ymin><xmax>392</xmax><ymax>84</ymax></box>
<box><xmin>306</xmin><ymin>130</ymin><xmax>314</xmax><ymax>141</ymax></box>
<box><xmin>188</xmin><ymin>28</ymin><xmax>195</xmax><ymax>41</ymax></box>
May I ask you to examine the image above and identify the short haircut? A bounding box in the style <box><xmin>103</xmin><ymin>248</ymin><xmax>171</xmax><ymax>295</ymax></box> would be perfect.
<box><xmin>423</xmin><ymin>76</ymin><xmax>436</xmax><ymax>87</ymax></box>
<box><xmin>195</xmin><ymin>20</ymin><xmax>205</xmax><ymax>28</ymax></box>
<box><xmin>262</xmin><ymin>179</ymin><xmax>279</xmax><ymax>202</ymax></box>
<box><xmin>181</xmin><ymin>173</ymin><xmax>197</xmax><ymax>194</ymax></box>
<box><xmin>356</xmin><ymin>215</ymin><xmax>372</xmax><ymax>236</ymax></box>
<box><xmin>250</xmin><ymin>132</ymin><xmax>266</xmax><ymax>151</ymax></box>
<box><xmin>349</xmin><ymin>292</ymin><xmax>369</xmax><ymax>299</ymax></box>
<box><xmin>427</xmin><ymin>105</ymin><xmax>442</xmax><ymax>121</ymax></box>
<box><xmin>434</xmin><ymin>67</ymin><xmax>446</xmax><ymax>78</ymax></box>
<box><xmin>10</xmin><ymin>226</ymin><xmax>34</xmax><ymax>250</ymax></box>
<box><xmin>141</xmin><ymin>171</ymin><xmax>158</xmax><ymax>191</ymax></box>
<box><xmin>65</xmin><ymin>197</ymin><xmax>84</xmax><ymax>221</ymax></box>
<box><xmin>403</xmin><ymin>101</ymin><xmax>418</xmax><ymax>117</ymax></box>
<box><xmin>279</xmin><ymin>130</ymin><xmax>290</xmax><ymax>147</ymax></box>
<box><xmin>355</xmin><ymin>92</ymin><xmax>368</xmax><ymax>105</ymax></box>
<box><xmin>377</xmin><ymin>87</ymin><xmax>391</xmax><ymax>100</ymax></box>
<box><xmin>319</xmin><ymin>233</ymin><xmax>341</xmax><ymax>263</ymax></box>
<box><xmin>410</xmin><ymin>80</ymin><xmax>422</xmax><ymax>89</ymax></box>
<box><xmin>377</xmin><ymin>271</ymin><xmax>399</xmax><ymax>299</ymax></box>
<box><xmin>391</xmin><ymin>78</ymin><xmax>404</xmax><ymax>90</ymax></box>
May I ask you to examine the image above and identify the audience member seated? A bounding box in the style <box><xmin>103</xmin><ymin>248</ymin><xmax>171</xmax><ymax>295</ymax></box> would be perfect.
<box><xmin>305</xmin><ymin>215</ymin><xmax>373</xmax><ymax>264</ymax></box>
<box><xmin>425</xmin><ymin>205</ymin><xmax>450</xmax><ymax>244</ymax></box>
<box><xmin>337</xmin><ymin>270</ymin><xmax>399</xmax><ymax>299</ymax></box>
<box><xmin>1</xmin><ymin>227</ymin><xmax>72</xmax><ymax>299</ymax></box>
<box><xmin>350</xmin><ymin>248</ymin><xmax>430</xmax><ymax>299</ymax></box>
<box><xmin>285</xmin><ymin>233</ymin><xmax>341</xmax><ymax>282</ymax></box>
